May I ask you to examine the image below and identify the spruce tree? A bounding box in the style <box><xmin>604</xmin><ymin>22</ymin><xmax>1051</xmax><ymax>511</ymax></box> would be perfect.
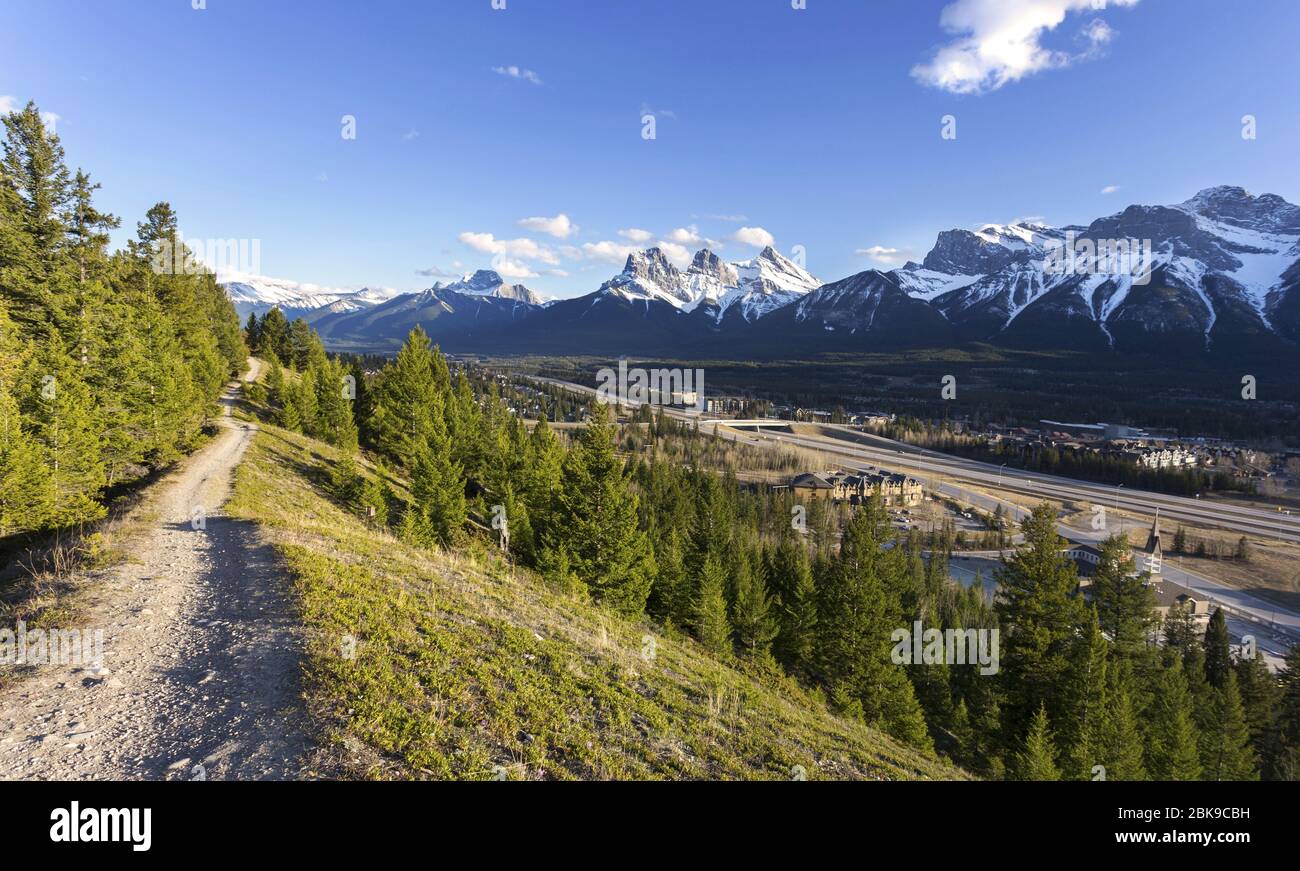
<box><xmin>1234</xmin><ymin>653</ymin><xmax>1281</xmax><ymax>774</ymax></box>
<box><xmin>1275</xmin><ymin>644</ymin><xmax>1300</xmax><ymax>779</ymax></box>
<box><xmin>408</xmin><ymin>412</ymin><xmax>467</xmax><ymax>549</ymax></box>
<box><xmin>1203</xmin><ymin>608</ymin><xmax>1233</xmax><ymax>690</ymax></box>
<box><xmin>1060</xmin><ymin>606</ymin><xmax>1108</xmax><ymax>779</ymax></box>
<box><xmin>0</xmin><ymin>381</ymin><xmax>53</xmax><ymax>535</ymax></box>
<box><xmin>1</xmin><ymin>101</ymin><xmax>70</xmax><ymax>335</ymax></box>
<box><xmin>694</xmin><ymin>552</ymin><xmax>732</xmax><ymax>655</ymax></box>
<box><xmin>1197</xmin><ymin>670</ymin><xmax>1258</xmax><ymax>780</ymax></box>
<box><xmin>19</xmin><ymin>340</ymin><xmax>105</xmax><ymax>526</ymax></box>
<box><xmin>1097</xmin><ymin>661</ymin><xmax>1147</xmax><ymax>780</ymax></box>
<box><xmin>1014</xmin><ymin>704</ymin><xmax>1060</xmax><ymax>781</ymax></box>
<box><xmin>368</xmin><ymin>326</ymin><xmax>441</xmax><ymax>466</ymax></box>
<box><xmin>771</xmin><ymin>536</ymin><xmax>818</xmax><ymax>674</ymax></box>
<box><xmin>994</xmin><ymin>502</ymin><xmax>1086</xmax><ymax>748</ymax></box>
<box><xmin>554</xmin><ymin>404</ymin><xmax>653</xmax><ymax>614</ymax></box>
<box><xmin>1089</xmin><ymin>533</ymin><xmax>1157</xmax><ymax>658</ymax></box>
<box><xmin>1146</xmin><ymin>655</ymin><xmax>1203</xmax><ymax>781</ymax></box>
<box><xmin>731</xmin><ymin>551</ymin><xmax>779</xmax><ymax>659</ymax></box>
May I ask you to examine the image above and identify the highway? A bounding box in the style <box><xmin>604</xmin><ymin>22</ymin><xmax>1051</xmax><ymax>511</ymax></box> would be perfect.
<box><xmin>537</xmin><ymin>376</ymin><xmax>1300</xmax><ymax>541</ymax></box>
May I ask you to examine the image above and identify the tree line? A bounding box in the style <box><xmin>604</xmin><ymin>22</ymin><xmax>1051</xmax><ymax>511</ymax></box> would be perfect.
<box><xmin>0</xmin><ymin>102</ymin><xmax>244</xmax><ymax>541</ymax></box>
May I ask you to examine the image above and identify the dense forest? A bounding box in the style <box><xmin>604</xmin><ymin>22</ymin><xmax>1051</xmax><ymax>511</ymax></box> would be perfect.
<box><xmin>249</xmin><ymin>311</ymin><xmax>1300</xmax><ymax>780</ymax></box>
<box><xmin>0</xmin><ymin>102</ymin><xmax>244</xmax><ymax>543</ymax></box>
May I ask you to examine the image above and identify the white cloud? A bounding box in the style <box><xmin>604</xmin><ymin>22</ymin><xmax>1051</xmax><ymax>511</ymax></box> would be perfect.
<box><xmin>655</xmin><ymin>241</ymin><xmax>693</xmax><ymax>269</ymax></box>
<box><xmin>911</xmin><ymin>0</ymin><xmax>1140</xmax><ymax>95</ymax></box>
<box><xmin>1</xmin><ymin>96</ymin><xmax>59</xmax><ymax>133</ymax></box>
<box><xmin>618</xmin><ymin>228</ymin><xmax>654</xmax><ymax>243</ymax></box>
<box><xmin>1083</xmin><ymin>18</ymin><xmax>1115</xmax><ymax>45</ymax></box>
<box><xmin>491</xmin><ymin>258</ymin><xmax>538</xmax><ymax>280</ymax></box>
<box><xmin>695</xmin><ymin>213</ymin><xmax>748</xmax><ymax>223</ymax></box>
<box><xmin>667</xmin><ymin>225</ymin><xmax>702</xmax><ymax>245</ymax></box>
<box><xmin>458</xmin><ymin>231</ymin><xmax>559</xmax><ymax>265</ymax></box>
<box><xmin>582</xmin><ymin>240</ymin><xmax>641</xmax><ymax>263</ymax></box>
<box><xmin>417</xmin><ymin>265</ymin><xmax>459</xmax><ymax>278</ymax></box>
<box><xmin>855</xmin><ymin>245</ymin><xmax>910</xmax><ymax>267</ymax></box>
<box><xmin>493</xmin><ymin>65</ymin><xmax>543</xmax><ymax>85</ymax></box>
<box><xmin>517</xmin><ymin>213</ymin><xmax>576</xmax><ymax>238</ymax></box>
<box><xmin>732</xmin><ymin>226</ymin><xmax>775</xmax><ymax>248</ymax></box>
<box><xmin>1100</xmin><ymin>184</ymin><xmax>1121</xmax><ymax>195</ymax></box>
<box><xmin>314</xmin><ymin>171</ymin><xmax>329</xmax><ymax>183</ymax></box>
<box><xmin>401</xmin><ymin>129</ymin><xmax>420</xmax><ymax>142</ymax></box>
<box><xmin>639</xmin><ymin>103</ymin><xmax>677</xmax><ymax>120</ymax></box>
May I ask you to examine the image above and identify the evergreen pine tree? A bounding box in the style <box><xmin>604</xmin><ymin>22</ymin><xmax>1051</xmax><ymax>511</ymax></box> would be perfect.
<box><xmin>554</xmin><ymin>404</ymin><xmax>653</xmax><ymax>614</ymax></box>
<box><xmin>771</xmin><ymin>536</ymin><xmax>818</xmax><ymax>673</ymax></box>
<box><xmin>731</xmin><ymin>551</ymin><xmax>779</xmax><ymax>659</ymax></box>
<box><xmin>368</xmin><ymin>326</ymin><xmax>440</xmax><ymax>466</ymax></box>
<box><xmin>1146</xmin><ymin>655</ymin><xmax>1203</xmax><ymax>781</ymax></box>
<box><xmin>1014</xmin><ymin>704</ymin><xmax>1060</xmax><ymax>781</ymax></box>
<box><xmin>1089</xmin><ymin>533</ymin><xmax>1157</xmax><ymax>658</ymax></box>
<box><xmin>1197</xmin><ymin>670</ymin><xmax>1258</xmax><ymax>780</ymax></box>
<box><xmin>1097</xmin><ymin>661</ymin><xmax>1147</xmax><ymax>780</ymax></box>
<box><xmin>1203</xmin><ymin>608</ymin><xmax>1232</xmax><ymax>690</ymax></box>
<box><xmin>694</xmin><ymin>552</ymin><xmax>732</xmax><ymax>655</ymax></box>
<box><xmin>994</xmin><ymin>502</ymin><xmax>1086</xmax><ymax>749</ymax></box>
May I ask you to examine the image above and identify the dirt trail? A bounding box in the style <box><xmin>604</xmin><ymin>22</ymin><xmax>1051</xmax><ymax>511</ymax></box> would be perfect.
<box><xmin>0</xmin><ymin>359</ymin><xmax>309</xmax><ymax>780</ymax></box>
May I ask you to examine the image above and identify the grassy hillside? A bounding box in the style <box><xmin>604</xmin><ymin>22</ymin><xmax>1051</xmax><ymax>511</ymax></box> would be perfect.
<box><xmin>225</xmin><ymin>420</ymin><xmax>967</xmax><ymax>781</ymax></box>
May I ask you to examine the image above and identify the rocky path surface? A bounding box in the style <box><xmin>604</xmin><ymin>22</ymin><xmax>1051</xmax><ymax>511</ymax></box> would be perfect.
<box><xmin>0</xmin><ymin>359</ymin><xmax>309</xmax><ymax>780</ymax></box>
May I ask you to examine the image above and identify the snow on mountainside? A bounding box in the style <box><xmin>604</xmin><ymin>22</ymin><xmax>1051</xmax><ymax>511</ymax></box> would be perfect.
<box><xmin>597</xmin><ymin>245</ymin><xmax>820</xmax><ymax>322</ymax></box>
<box><xmin>224</xmin><ymin>277</ymin><xmax>402</xmax><ymax>317</ymax></box>
<box><xmin>430</xmin><ymin>269</ymin><xmax>544</xmax><ymax>305</ymax></box>
<box><xmin>899</xmin><ymin>186</ymin><xmax>1300</xmax><ymax>351</ymax></box>
<box><xmin>226</xmin><ymin>185</ymin><xmax>1299</xmax><ymax>358</ymax></box>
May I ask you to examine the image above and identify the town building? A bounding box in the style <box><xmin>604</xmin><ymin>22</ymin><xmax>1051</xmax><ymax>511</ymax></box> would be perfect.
<box><xmin>790</xmin><ymin>468</ymin><xmax>923</xmax><ymax>507</ymax></box>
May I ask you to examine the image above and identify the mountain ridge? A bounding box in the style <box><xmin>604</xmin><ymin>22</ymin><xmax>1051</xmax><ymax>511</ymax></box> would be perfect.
<box><xmin>224</xmin><ymin>186</ymin><xmax>1300</xmax><ymax>358</ymax></box>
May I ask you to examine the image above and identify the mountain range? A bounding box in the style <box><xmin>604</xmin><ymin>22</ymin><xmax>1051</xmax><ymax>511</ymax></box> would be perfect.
<box><xmin>225</xmin><ymin>186</ymin><xmax>1300</xmax><ymax>358</ymax></box>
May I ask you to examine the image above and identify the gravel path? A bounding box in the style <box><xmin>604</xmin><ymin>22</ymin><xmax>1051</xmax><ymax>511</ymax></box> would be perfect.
<box><xmin>0</xmin><ymin>359</ymin><xmax>310</xmax><ymax>780</ymax></box>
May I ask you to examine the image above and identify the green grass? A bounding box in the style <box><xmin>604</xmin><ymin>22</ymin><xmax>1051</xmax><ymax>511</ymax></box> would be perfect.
<box><xmin>226</xmin><ymin>422</ymin><xmax>968</xmax><ymax>781</ymax></box>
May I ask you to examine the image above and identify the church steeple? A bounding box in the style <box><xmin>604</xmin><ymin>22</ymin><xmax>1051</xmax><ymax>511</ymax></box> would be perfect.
<box><xmin>1143</xmin><ymin>508</ymin><xmax>1162</xmax><ymax>576</ymax></box>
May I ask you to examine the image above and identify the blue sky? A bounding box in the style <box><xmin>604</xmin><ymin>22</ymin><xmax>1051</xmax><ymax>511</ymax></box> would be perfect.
<box><xmin>3</xmin><ymin>0</ymin><xmax>1298</xmax><ymax>299</ymax></box>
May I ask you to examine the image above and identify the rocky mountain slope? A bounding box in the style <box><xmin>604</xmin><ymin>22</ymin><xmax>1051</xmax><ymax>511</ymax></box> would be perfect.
<box><xmin>224</xmin><ymin>186</ymin><xmax>1300</xmax><ymax>358</ymax></box>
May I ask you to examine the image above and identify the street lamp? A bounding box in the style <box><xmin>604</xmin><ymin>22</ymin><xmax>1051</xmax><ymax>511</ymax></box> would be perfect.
<box><xmin>998</xmin><ymin>463</ymin><xmax>1007</xmax><ymax>486</ymax></box>
<box><xmin>1114</xmin><ymin>484</ymin><xmax>1124</xmax><ymax>534</ymax></box>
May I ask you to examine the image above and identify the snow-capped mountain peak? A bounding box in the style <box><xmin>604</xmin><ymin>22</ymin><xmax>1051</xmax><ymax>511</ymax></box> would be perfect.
<box><xmin>900</xmin><ymin>186</ymin><xmax>1300</xmax><ymax>351</ymax></box>
<box><xmin>434</xmin><ymin>269</ymin><xmax>542</xmax><ymax>305</ymax></box>
<box><xmin>596</xmin><ymin>245</ymin><xmax>821</xmax><ymax>322</ymax></box>
<box><xmin>223</xmin><ymin>278</ymin><xmax>402</xmax><ymax>317</ymax></box>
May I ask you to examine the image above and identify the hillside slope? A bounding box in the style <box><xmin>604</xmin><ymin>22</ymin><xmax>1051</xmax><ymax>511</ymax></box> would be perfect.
<box><xmin>225</xmin><ymin>421</ymin><xmax>966</xmax><ymax>781</ymax></box>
